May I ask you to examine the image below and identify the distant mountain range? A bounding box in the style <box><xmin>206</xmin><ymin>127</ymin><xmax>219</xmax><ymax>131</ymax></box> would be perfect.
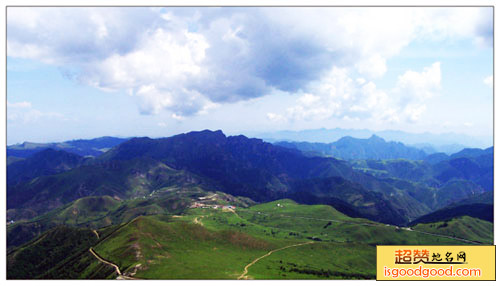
<box><xmin>7</xmin><ymin>149</ymin><xmax>87</xmax><ymax>185</ymax></box>
<box><xmin>409</xmin><ymin>191</ymin><xmax>493</xmax><ymax>226</ymax></box>
<box><xmin>274</xmin><ymin>136</ymin><xmax>493</xmax><ymax>194</ymax></box>
<box><xmin>247</xmin><ymin>128</ymin><xmax>491</xmax><ymax>152</ymax></box>
<box><xmin>7</xmin><ymin>136</ymin><xmax>128</xmax><ymax>158</ymax></box>
<box><xmin>7</xmin><ymin>130</ymin><xmax>493</xmax><ymax>227</ymax></box>
<box><xmin>275</xmin><ymin>135</ymin><xmax>428</xmax><ymax>160</ymax></box>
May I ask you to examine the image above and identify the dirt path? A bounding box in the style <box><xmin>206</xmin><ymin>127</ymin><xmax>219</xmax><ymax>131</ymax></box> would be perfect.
<box><xmin>193</xmin><ymin>215</ymin><xmax>204</xmax><ymax>226</ymax></box>
<box><xmin>89</xmin><ymin>248</ymin><xmax>121</xmax><ymax>276</ymax></box>
<box><xmin>89</xmin><ymin>247</ymin><xmax>137</xmax><ymax>280</ymax></box>
<box><xmin>88</xmin><ymin>218</ymin><xmax>143</xmax><ymax>280</ymax></box>
<box><xmin>238</xmin><ymin>241</ymin><xmax>315</xmax><ymax>280</ymax></box>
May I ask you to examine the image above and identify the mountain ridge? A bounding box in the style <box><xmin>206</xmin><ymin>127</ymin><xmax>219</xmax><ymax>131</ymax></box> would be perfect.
<box><xmin>7</xmin><ymin>136</ymin><xmax>128</xmax><ymax>158</ymax></box>
<box><xmin>248</xmin><ymin>128</ymin><xmax>491</xmax><ymax>149</ymax></box>
<box><xmin>275</xmin><ymin>135</ymin><xmax>428</xmax><ymax>160</ymax></box>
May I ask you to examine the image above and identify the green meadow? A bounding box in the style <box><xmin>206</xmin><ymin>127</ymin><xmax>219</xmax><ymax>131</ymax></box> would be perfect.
<box><xmin>8</xmin><ymin>198</ymin><xmax>483</xmax><ymax>279</ymax></box>
<box><xmin>87</xmin><ymin>200</ymin><xmax>471</xmax><ymax>279</ymax></box>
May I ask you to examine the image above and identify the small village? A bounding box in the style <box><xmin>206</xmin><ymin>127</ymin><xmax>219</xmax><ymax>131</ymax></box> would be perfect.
<box><xmin>190</xmin><ymin>202</ymin><xmax>236</xmax><ymax>211</ymax></box>
<box><xmin>189</xmin><ymin>193</ymin><xmax>237</xmax><ymax>211</ymax></box>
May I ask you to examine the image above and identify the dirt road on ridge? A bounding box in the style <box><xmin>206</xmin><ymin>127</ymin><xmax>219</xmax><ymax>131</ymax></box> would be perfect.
<box><xmin>237</xmin><ymin>241</ymin><xmax>315</xmax><ymax>280</ymax></box>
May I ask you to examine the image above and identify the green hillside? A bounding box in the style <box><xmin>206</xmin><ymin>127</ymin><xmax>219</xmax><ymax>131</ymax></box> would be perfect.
<box><xmin>8</xmin><ymin>196</ymin><xmax>122</xmax><ymax>249</ymax></box>
<box><xmin>7</xmin><ymin>226</ymin><xmax>114</xmax><ymax>279</ymax></box>
<box><xmin>10</xmin><ymin>131</ymin><xmax>489</xmax><ymax>228</ymax></box>
<box><xmin>93</xmin><ymin>216</ymin><xmax>277</xmax><ymax>279</ymax></box>
<box><xmin>245</xmin><ymin>242</ymin><xmax>376</xmax><ymax>279</ymax></box>
<box><xmin>85</xmin><ymin>214</ymin><xmax>379</xmax><ymax>279</ymax></box>
<box><xmin>7</xmin><ymin>148</ymin><xmax>85</xmax><ymax>185</ymax></box>
<box><xmin>235</xmin><ymin>200</ymin><xmax>466</xmax><ymax>245</ymax></box>
<box><xmin>91</xmin><ymin>201</ymin><xmax>473</xmax><ymax>279</ymax></box>
<box><xmin>8</xmin><ymin>189</ymin><xmax>254</xmax><ymax>250</ymax></box>
<box><xmin>351</xmin><ymin>159</ymin><xmax>434</xmax><ymax>182</ymax></box>
<box><xmin>7</xmin><ymin>157</ymin><xmax>215</xmax><ymax>221</ymax></box>
<box><xmin>412</xmin><ymin>216</ymin><xmax>493</xmax><ymax>244</ymax></box>
<box><xmin>351</xmin><ymin>158</ymin><xmax>489</xmax><ymax>212</ymax></box>
<box><xmin>409</xmin><ymin>203</ymin><xmax>493</xmax><ymax>226</ymax></box>
<box><xmin>96</xmin><ymin>130</ymin><xmax>438</xmax><ymax>225</ymax></box>
<box><xmin>8</xmin><ymin>199</ymin><xmax>479</xmax><ymax>279</ymax></box>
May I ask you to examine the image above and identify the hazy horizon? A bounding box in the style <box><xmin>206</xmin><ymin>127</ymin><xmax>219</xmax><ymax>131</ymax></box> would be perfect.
<box><xmin>7</xmin><ymin>127</ymin><xmax>493</xmax><ymax>149</ymax></box>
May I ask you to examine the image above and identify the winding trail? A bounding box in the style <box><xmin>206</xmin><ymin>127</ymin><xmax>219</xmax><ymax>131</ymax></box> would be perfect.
<box><xmin>238</xmin><ymin>241</ymin><xmax>315</xmax><ymax>280</ymax></box>
<box><xmin>88</xmin><ymin>218</ymin><xmax>143</xmax><ymax>279</ymax></box>
<box><xmin>89</xmin><ymin>248</ymin><xmax>121</xmax><ymax>276</ymax></box>
<box><xmin>89</xmin><ymin>247</ymin><xmax>137</xmax><ymax>280</ymax></box>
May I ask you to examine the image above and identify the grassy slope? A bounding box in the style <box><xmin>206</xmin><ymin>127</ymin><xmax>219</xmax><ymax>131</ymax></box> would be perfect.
<box><xmin>91</xmin><ymin>200</ymin><xmax>471</xmax><ymax>279</ymax></box>
<box><xmin>412</xmin><ymin>216</ymin><xmax>493</xmax><ymax>244</ymax></box>
<box><xmin>93</xmin><ymin>216</ymin><xmax>276</xmax><ymax>279</ymax></box>
<box><xmin>7</xmin><ymin>226</ymin><xmax>115</xmax><ymax>279</ymax></box>
<box><xmin>236</xmin><ymin>200</ymin><xmax>462</xmax><ymax>245</ymax></box>
<box><xmin>7</xmin><ymin>187</ymin><xmax>251</xmax><ymax>250</ymax></box>
<box><xmin>247</xmin><ymin>242</ymin><xmax>376</xmax><ymax>279</ymax></box>
<box><xmin>9</xmin><ymin>199</ymin><xmax>486</xmax><ymax>280</ymax></box>
<box><xmin>7</xmin><ymin>157</ymin><xmax>214</xmax><ymax>221</ymax></box>
<box><xmin>7</xmin><ymin>195</ymin><xmax>152</xmax><ymax>249</ymax></box>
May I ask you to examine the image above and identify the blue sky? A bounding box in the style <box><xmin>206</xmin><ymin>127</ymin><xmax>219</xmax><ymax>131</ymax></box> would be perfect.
<box><xmin>6</xmin><ymin>7</ymin><xmax>493</xmax><ymax>145</ymax></box>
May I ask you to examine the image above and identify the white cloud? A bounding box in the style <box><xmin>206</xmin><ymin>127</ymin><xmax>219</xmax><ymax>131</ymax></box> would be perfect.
<box><xmin>80</xmin><ymin>27</ymin><xmax>212</xmax><ymax>116</ymax></box>
<box><xmin>7</xmin><ymin>101</ymin><xmax>31</xmax><ymax>108</ymax></box>
<box><xmin>7</xmin><ymin>7</ymin><xmax>159</xmax><ymax>64</ymax></box>
<box><xmin>171</xmin><ymin>113</ymin><xmax>185</xmax><ymax>121</ymax></box>
<box><xmin>7</xmin><ymin>101</ymin><xmax>64</xmax><ymax>123</ymax></box>
<box><xmin>268</xmin><ymin>62</ymin><xmax>440</xmax><ymax>124</ymax></box>
<box><xmin>394</xmin><ymin>62</ymin><xmax>441</xmax><ymax>103</ymax></box>
<box><xmin>415</xmin><ymin>8</ymin><xmax>493</xmax><ymax>47</ymax></box>
<box><xmin>355</xmin><ymin>54</ymin><xmax>387</xmax><ymax>79</ymax></box>
<box><xmin>403</xmin><ymin>104</ymin><xmax>427</xmax><ymax>123</ymax></box>
<box><xmin>7</xmin><ymin>7</ymin><xmax>491</xmax><ymax>117</ymax></box>
<box><xmin>285</xmin><ymin>67</ymin><xmax>350</xmax><ymax>121</ymax></box>
<box><xmin>483</xmin><ymin>75</ymin><xmax>493</xmax><ymax>88</ymax></box>
<box><xmin>276</xmin><ymin>67</ymin><xmax>390</xmax><ymax>122</ymax></box>
<box><xmin>266</xmin><ymin>112</ymin><xmax>286</xmax><ymax>123</ymax></box>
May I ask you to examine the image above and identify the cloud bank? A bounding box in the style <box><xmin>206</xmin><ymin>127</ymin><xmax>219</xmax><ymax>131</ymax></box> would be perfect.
<box><xmin>7</xmin><ymin>7</ymin><xmax>492</xmax><ymax>120</ymax></box>
<box><xmin>267</xmin><ymin>62</ymin><xmax>441</xmax><ymax>124</ymax></box>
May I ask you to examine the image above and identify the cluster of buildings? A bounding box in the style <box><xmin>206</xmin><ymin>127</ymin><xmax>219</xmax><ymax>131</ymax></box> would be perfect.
<box><xmin>190</xmin><ymin>202</ymin><xmax>236</xmax><ymax>210</ymax></box>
